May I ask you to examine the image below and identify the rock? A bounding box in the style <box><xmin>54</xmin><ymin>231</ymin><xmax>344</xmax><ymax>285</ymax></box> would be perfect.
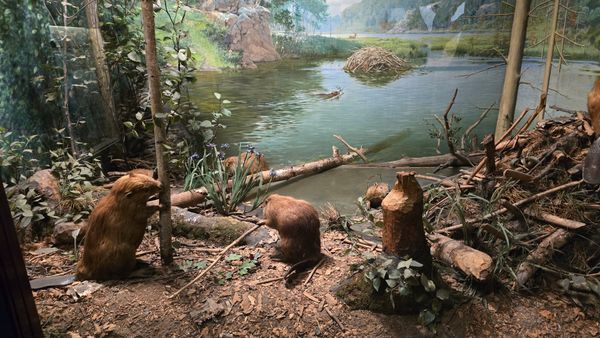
<box><xmin>28</xmin><ymin>169</ymin><xmax>61</xmax><ymax>205</ymax></box>
<box><xmin>227</xmin><ymin>6</ymin><xmax>280</xmax><ymax>66</ymax></box>
<box><xmin>476</xmin><ymin>3</ymin><xmax>498</xmax><ymax>17</ymax></box>
<box><xmin>52</xmin><ymin>221</ymin><xmax>87</xmax><ymax>246</ymax></box>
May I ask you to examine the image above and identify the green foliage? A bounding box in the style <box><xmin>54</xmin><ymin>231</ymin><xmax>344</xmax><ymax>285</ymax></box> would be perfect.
<box><xmin>184</xmin><ymin>145</ymin><xmax>269</xmax><ymax>215</ymax></box>
<box><xmin>355</xmin><ymin>37</ymin><xmax>427</xmax><ymax>59</ymax></box>
<box><xmin>274</xmin><ymin>35</ymin><xmax>361</xmax><ymax>58</ymax></box>
<box><xmin>178</xmin><ymin>259</ymin><xmax>208</xmax><ymax>272</ymax></box>
<box><xmin>0</xmin><ymin>129</ymin><xmax>41</xmax><ymax>185</ymax></box>
<box><xmin>225</xmin><ymin>252</ymin><xmax>261</xmax><ymax>276</ymax></box>
<box><xmin>5</xmin><ymin>184</ymin><xmax>55</xmax><ymax>239</ymax></box>
<box><xmin>266</xmin><ymin>0</ymin><xmax>329</xmax><ymax>32</ymax></box>
<box><xmin>50</xmin><ymin>129</ymin><xmax>103</xmax><ymax>224</ymax></box>
<box><xmin>363</xmin><ymin>255</ymin><xmax>448</xmax><ymax>329</ymax></box>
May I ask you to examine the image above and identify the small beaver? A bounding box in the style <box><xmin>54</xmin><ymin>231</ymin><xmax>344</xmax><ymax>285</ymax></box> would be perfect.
<box><xmin>76</xmin><ymin>172</ymin><xmax>162</xmax><ymax>280</ymax></box>
<box><xmin>263</xmin><ymin>194</ymin><xmax>322</xmax><ymax>283</ymax></box>
<box><xmin>588</xmin><ymin>76</ymin><xmax>600</xmax><ymax>135</ymax></box>
<box><xmin>364</xmin><ymin>182</ymin><xmax>390</xmax><ymax>209</ymax></box>
<box><xmin>223</xmin><ymin>152</ymin><xmax>269</xmax><ymax>175</ymax></box>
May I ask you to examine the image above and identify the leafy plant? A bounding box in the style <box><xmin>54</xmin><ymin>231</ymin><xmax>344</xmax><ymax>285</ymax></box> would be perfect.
<box><xmin>364</xmin><ymin>255</ymin><xmax>449</xmax><ymax>328</ymax></box>
<box><xmin>225</xmin><ymin>252</ymin><xmax>261</xmax><ymax>276</ymax></box>
<box><xmin>50</xmin><ymin>129</ymin><xmax>103</xmax><ymax>224</ymax></box>
<box><xmin>0</xmin><ymin>129</ymin><xmax>41</xmax><ymax>185</ymax></box>
<box><xmin>184</xmin><ymin>145</ymin><xmax>269</xmax><ymax>215</ymax></box>
<box><xmin>178</xmin><ymin>259</ymin><xmax>208</xmax><ymax>273</ymax></box>
<box><xmin>5</xmin><ymin>184</ymin><xmax>56</xmax><ymax>240</ymax></box>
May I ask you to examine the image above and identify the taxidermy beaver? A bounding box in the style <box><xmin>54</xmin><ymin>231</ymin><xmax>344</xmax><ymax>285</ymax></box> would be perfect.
<box><xmin>263</xmin><ymin>194</ymin><xmax>323</xmax><ymax>284</ymax></box>
<box><xmin>29</xmin><ymin>172</ymin><xmax>162</xmax><ymax>289</ymax></box>
<box><xmin>76</xmin><ymin>172</ymin><xmax>162</xmax><ymax>280</ymax></box>
<box><xmin>588</xmin><ymin>76</ymin><xmax>600</xmax><ymax>135</ymax></box>
<box><xmin>364</xmin><ymin>182</ymin><xmax>390</xmax><ymax>209</ymax></box>
<box><xmin>223</xmin><ymin>151</ymin><xmax>269</xmax><ymax>175</ymax></box>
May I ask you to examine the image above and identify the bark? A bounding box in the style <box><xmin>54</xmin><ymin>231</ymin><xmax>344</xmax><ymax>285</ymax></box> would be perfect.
<box><xmin>61</xmin><ymin>0</ymin><xmax>77</xmax><ymax>155</ymax></box>
<box><xmin>381</xmin><ymin>172</ymin><xmax>431</xmax><ymax>273</ymax></box>
<box><xmin>428</xmin><ymin>234</ymin><xmax>493</xmax><ymax>281</ymax></box>
<box><xmin>538</xmin><ymin>0</ymin><xmax>561</xmax><ymax>120</ymax></box>
<box><xmin>141</xmin><ymin>0</ymin><xmax>172</xmax><ymax>265</ymax></box>
<box><xmin>482</xmin><ymin>134</ymin><xmax>496</xmax><ymax>175</ymax></box>
<box><xmin>355</xmin><ymin>153</ymin><xmax>483</xmax><ymax>169</ymax></box>
<box><xmin>84</xmin><ymin>0</ymin><xmax>119</xmax><ymax>140</ymax></box>
<box><xmin>495</xmin><ymin>0</ymin><xmax>532</xmax><ymax>137</ymax></box>
<box><xmin>515</xmin><ymin>228</ymin><xmax>572</xmax><ymax>288</ymax></box>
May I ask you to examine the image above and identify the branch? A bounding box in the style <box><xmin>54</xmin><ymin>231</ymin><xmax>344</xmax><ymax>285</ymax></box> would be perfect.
<box><xmin>440</xmin><ymin>89</ymin><xmax>473</xmax><ymax>166</ymax></box>
<box><xmin>461</xmin><ymin>103</ymin><xmax>494</xmax><ymax>150</ymax></box>
<box><xmin>168</xmin><ymin>224</ymin><xmax>260</xmax><ymax>298</ymax></box>
<box><xmin>333</xmin><ymin>135</ymin><xmax>368</xmax><ymax>163</ymax></box>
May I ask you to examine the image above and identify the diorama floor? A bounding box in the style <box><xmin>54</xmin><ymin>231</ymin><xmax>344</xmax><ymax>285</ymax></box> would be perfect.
<box><xmin>29</xmin><ymin>229</ymin><xmax>600</xmax><ymax>337</ymax></box>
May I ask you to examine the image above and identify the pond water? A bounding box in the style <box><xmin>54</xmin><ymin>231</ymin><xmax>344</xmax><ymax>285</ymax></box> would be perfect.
<box><xmin>189</xmin><ymin>45</ymin><xmax>599</xmax><ymax>211</ymax></box>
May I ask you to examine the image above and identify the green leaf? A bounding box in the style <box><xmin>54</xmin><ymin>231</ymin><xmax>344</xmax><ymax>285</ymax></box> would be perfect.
<box><xmin>222</xmin><ymin>99</ymin><xmax>231</xmax><ymax>104</ymax></box>
<box><xmin>199</xmin><ymin>120</ymin><xmax>213</xmax><ymax>128</ymax></box>
<box><xmin>421</xmin><ymin>274</ymin><xmax>436</xmax><ymax>292</ymax></box>
<box><xmin>436</xmin><ymin>288</ymin><xmax>450</xmax><ymax>300</ymax></box>
<box><xmin>135</xmin><ymin>112</ymin><xmax>143</xmax><ymax>121</ymax></box>
<box><xmin>387</xmin><ymin>269</ymin><xmax>402</xmax><ymax>280</ymax></box>
<box><xmin>221</xmin><ymin>108</ymin><xmax>232</xmax><ymax>117</ymax></box>
<box><xmin>385</xmin><ymin>278</ymin><xmax>398</xmax><ymax>288</ymax></box>
<box><xmin>214</xmin><ymin>92</ymin><xmax>221</xmax><ymax>100</ymax></box>
<box><xmin>372</xmin><ymin>277</ymin><xmax>382</xmax><ymax>292</ymax></box>
<box><xmin>398</xmin><ymin>259</ymin><xmax>412</xmax><ymax>269</ymax></box>
<box><xmin>225</xmin><ymin>253</ymin><xmax>242</xmax><ymax>262</ymax></box>
<box><xmin>418</xmin><ymin>309</ymin><xmax>436</xmax><ymax>326</ymax></box>
<box><xmin>127</xmin><ymin>51</ymin><xmax>141</xmax><ymax>63</ymax></box>
<box><xmin>193</xmin><ymin>261</ymin><xmax>207</xmax><ymax>270</ymax></box>
<box><xmin>123</xmin><ymin>121</ymin><xmax>134</xmax><ymax>128</ymax></box>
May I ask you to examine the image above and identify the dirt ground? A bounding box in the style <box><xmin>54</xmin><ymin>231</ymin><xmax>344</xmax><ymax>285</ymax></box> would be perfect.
<box><xmin>28</xmin><ymin>226</ymin><xmax>600</xmax><ymax>338</ymax></box>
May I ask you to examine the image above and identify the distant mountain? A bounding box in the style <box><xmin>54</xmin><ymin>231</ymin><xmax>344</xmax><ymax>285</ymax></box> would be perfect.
<box><xmin>337</xmin><ymin>0</ymin><xmax>496</xmax><ymax>33</ymax></box>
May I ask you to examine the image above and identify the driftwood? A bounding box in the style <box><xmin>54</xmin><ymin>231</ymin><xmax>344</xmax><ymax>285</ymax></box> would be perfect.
<box><xmin>415</xmin><ymin>174</ymin><xmax>475</xmax><ymax>190</ymax></box>
<box><xmin>503</xmin><ymin>169</ymin><xmax>534</xmax><ymax>183</ymax></box>
<box><xmin>148</xmin><ymin>188</ymin><xmax>208</xmax><ymax>209</ymax></box>
<box><xmin>168</xmin><ymin>224</ymin><xmax>261</xmax><ymax>298</ymax></box>
<box><xmin>355</xmin><ymin>153</ymin><xmax>483</xmax><ymax>168</ymax></box>
<box><xmin>428</xmin><ymin>234</ymin><xmax>493</xmax><ymax>281</ymax></box>
<box><xmin>514</xmin><ymin>228</ymin><xmax>573</xmax><ymax>288</ymax></box>
<box><xmin>381</xmin><ymin>172</ymin><xmax>432</xmax><ymax>273</ymax></box>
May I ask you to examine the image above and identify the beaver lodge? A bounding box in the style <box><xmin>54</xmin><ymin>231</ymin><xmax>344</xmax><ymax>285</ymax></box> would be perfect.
<box><xmin>344</xmin><ymin>47</ymin><xmax>411</xmax><ymax>74</ymax></box>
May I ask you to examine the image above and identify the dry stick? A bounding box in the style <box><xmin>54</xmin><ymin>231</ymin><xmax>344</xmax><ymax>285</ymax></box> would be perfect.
<box><xmin>440</xmin><ymin>89</ymin><xmax>473</xmax><ymax>166</ymax></box>
<box><xmin>324</xmin><ymin>307</ymin><xmax>345</xmax><ymax>331</ymax></box>
<box><xmin>168</xmin><ymin>224</ymin><xmax>260</xmax><ymax>298</ymax></box>
<box><xmin>514</xmin><ymin>228</ymin><xmax>572</xmax><ymax>288</ymax></box>
<box><xmin>461</xmin><ymin>103</ymin><xmax>495</xmax><ymax>150</ymax></box>
<box><xmin>303</xmin><ymin>257</ymin><xmax>326</xmax><ymax>286</ymax></box>
<box><xmin>415</xmin><ymin>174</ymin><xmax>475</xmax><ymax>189</ymax></box>
<box><xmin>333</xmin><ymin>135</ymin><xmax>368</xmax><ymax>163</ymax></box>
<box><xmin>466</xmin><ymin>108</ymin><xmax>530</xmax><ymax>184</ymax></box>
<box><xmin>524</xmin><ymin>210</ymin><xmax>587</xmax><ymax>230</ymax></box>
<box><xmin>435</xmin><ymin>180</ymin><xmax>584</xmax><ymax>234</ymax></box>
<box><xmin>255</xmin><ymin>276</ymin><xmax>285</xmax><ymax>285</ymax></box>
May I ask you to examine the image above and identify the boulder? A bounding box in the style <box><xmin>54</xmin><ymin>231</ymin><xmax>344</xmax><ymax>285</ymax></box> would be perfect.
<box><xmin>28</xmin><ymin>169</ymin><xmax>61</xmax><ymax>206</ymax></box>
<box><xmin>52</xmin><ymin>221</ymin><xmax>87</xmax><ymax>246</ymax></box>
<box><xmin>227</xmin><ymin>6</ymin><xmax>280</xmax><ymax>67</ymax></box>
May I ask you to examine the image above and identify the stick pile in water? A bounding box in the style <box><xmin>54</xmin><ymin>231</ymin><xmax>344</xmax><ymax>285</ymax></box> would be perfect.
<box><xmin>344</xmin><ymin>47</ymin><xmax>410</xmax><ymax>74</ymax></box>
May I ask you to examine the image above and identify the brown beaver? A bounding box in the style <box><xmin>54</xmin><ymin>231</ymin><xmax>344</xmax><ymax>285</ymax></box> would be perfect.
<box><xmin>76</xmin><ymin>172</ymin><xmax>162</xmax><ymax>280</ymax></box>
<box><xmin>223</xmin><ymin>152</ymin><xmax>269</xmax><ymax>175</ymax></box>
<box><xmin>588</xmin><ymin>76</ymin><xmax>600</xmax><ymax>135</ymax></box>
<box><xmin>263</xmin><ymin>194</ymin><xmax>322</xmax><ymax>283</ymax></box>
<box><xmin>364</xmin><ymin>182</ymin><xmax>390</xmax><ymax>209</ymax></box>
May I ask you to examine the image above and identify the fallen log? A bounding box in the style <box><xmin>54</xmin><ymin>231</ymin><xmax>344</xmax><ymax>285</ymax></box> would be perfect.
<box><xmin>428</xmin><ymin>234</ymin><xmax>493</xmax><ymax>281</ymax></box>
<box><xmin>154</xmin><ymin>207</ymin><xmax>269</xmax><ymax>247</ymax></box>
<box><xmin>148</xmin><ymin>188</ymin><xmax>208</xmax><ymax>209</ymax></box>
<box><xmin>353</xmin><ymin>153</ymin><xmax>483</xmax><ymax>168</ymax></box>
<box><xmin>514</xmin><ymin>228</ymin><xmax>573</xmax><ymax>288</ymax></box>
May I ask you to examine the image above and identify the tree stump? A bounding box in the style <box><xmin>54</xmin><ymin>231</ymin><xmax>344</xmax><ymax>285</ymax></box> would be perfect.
<box><xmin>381</xmin><ymin>171</ymin><xmax>431</xmax><ymax>274</ymax></box>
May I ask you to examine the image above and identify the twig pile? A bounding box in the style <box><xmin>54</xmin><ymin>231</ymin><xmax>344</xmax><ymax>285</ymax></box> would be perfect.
<box><xmin>344</xmin><ymin>47</ymin><xmax>410</xmax><ymax>74</ymax></box>
<box><xmin>424</xmin><ymin>111</ymin><xmax>600</xmax><ymax>294</ymax></box>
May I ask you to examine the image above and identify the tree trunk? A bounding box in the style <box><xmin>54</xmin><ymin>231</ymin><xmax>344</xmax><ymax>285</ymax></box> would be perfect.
<box><xmin>84</xmin><ymin>0</ymin><xmax>119</xmax><ymax>140</ymax></box>
<box><xmin>141</xmin><ymin>0</ymin><xmax>173</xmax><ymax>265</ymax></box>
<box><xmin>495</xmin><ymin>0</ymin><xmax>532</xmax><ymax>138</ymax></box>
<box><xmin>538</xmin><ymin>0</ymin><xmax>561</xmax><ymax>121</ymax></box>
<box><xmin>381</xmin><ymin>172</ymin><xmax>431</xmax><ymax>273</ymax></box>
<box><xmin>62</xmin><ymin>0</ymin><xmax>77</xmax><ymax>155</ymax></box>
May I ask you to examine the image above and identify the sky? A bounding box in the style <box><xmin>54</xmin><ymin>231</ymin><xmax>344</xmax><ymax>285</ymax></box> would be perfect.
<box><xmin>327</xmin><ymin>0</ymin><xmax>363</xmax><ymax>16</ymax></box>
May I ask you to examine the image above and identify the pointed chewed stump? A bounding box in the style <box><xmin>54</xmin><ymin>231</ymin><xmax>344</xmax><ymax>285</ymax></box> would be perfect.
<box><xmin>336</xmin><ymin>172</ymin><xmax>444</xmax><ymax>315</ymax></box>
<box><xmin>382</xmin><ymin>171</ymin><xmax>432</xmax><ymax>275</ymax></box>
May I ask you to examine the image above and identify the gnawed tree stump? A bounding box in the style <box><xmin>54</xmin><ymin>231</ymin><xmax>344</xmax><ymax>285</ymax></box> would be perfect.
<box><xmin>382</xmin><ymin>171</ymin><xmax>432</xmax><ymax>273</ymax></box>
<box><xmin>428</xmin><ymin>234</ymin><xmax>493</xmax><ymax>281</ymax></box>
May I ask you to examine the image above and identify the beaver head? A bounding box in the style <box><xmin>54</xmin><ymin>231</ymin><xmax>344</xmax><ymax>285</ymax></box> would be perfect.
<box><xmin>111</xmin><ymin>172</ymin><xmax>162</xmax><ymax>206</ymax></box>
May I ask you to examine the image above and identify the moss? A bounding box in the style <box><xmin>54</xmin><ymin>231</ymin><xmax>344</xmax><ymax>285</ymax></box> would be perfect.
<box><xmin>354</xmin><ymin>37</ymin><xmax>427</xmax><ymax>59</ymax></box>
